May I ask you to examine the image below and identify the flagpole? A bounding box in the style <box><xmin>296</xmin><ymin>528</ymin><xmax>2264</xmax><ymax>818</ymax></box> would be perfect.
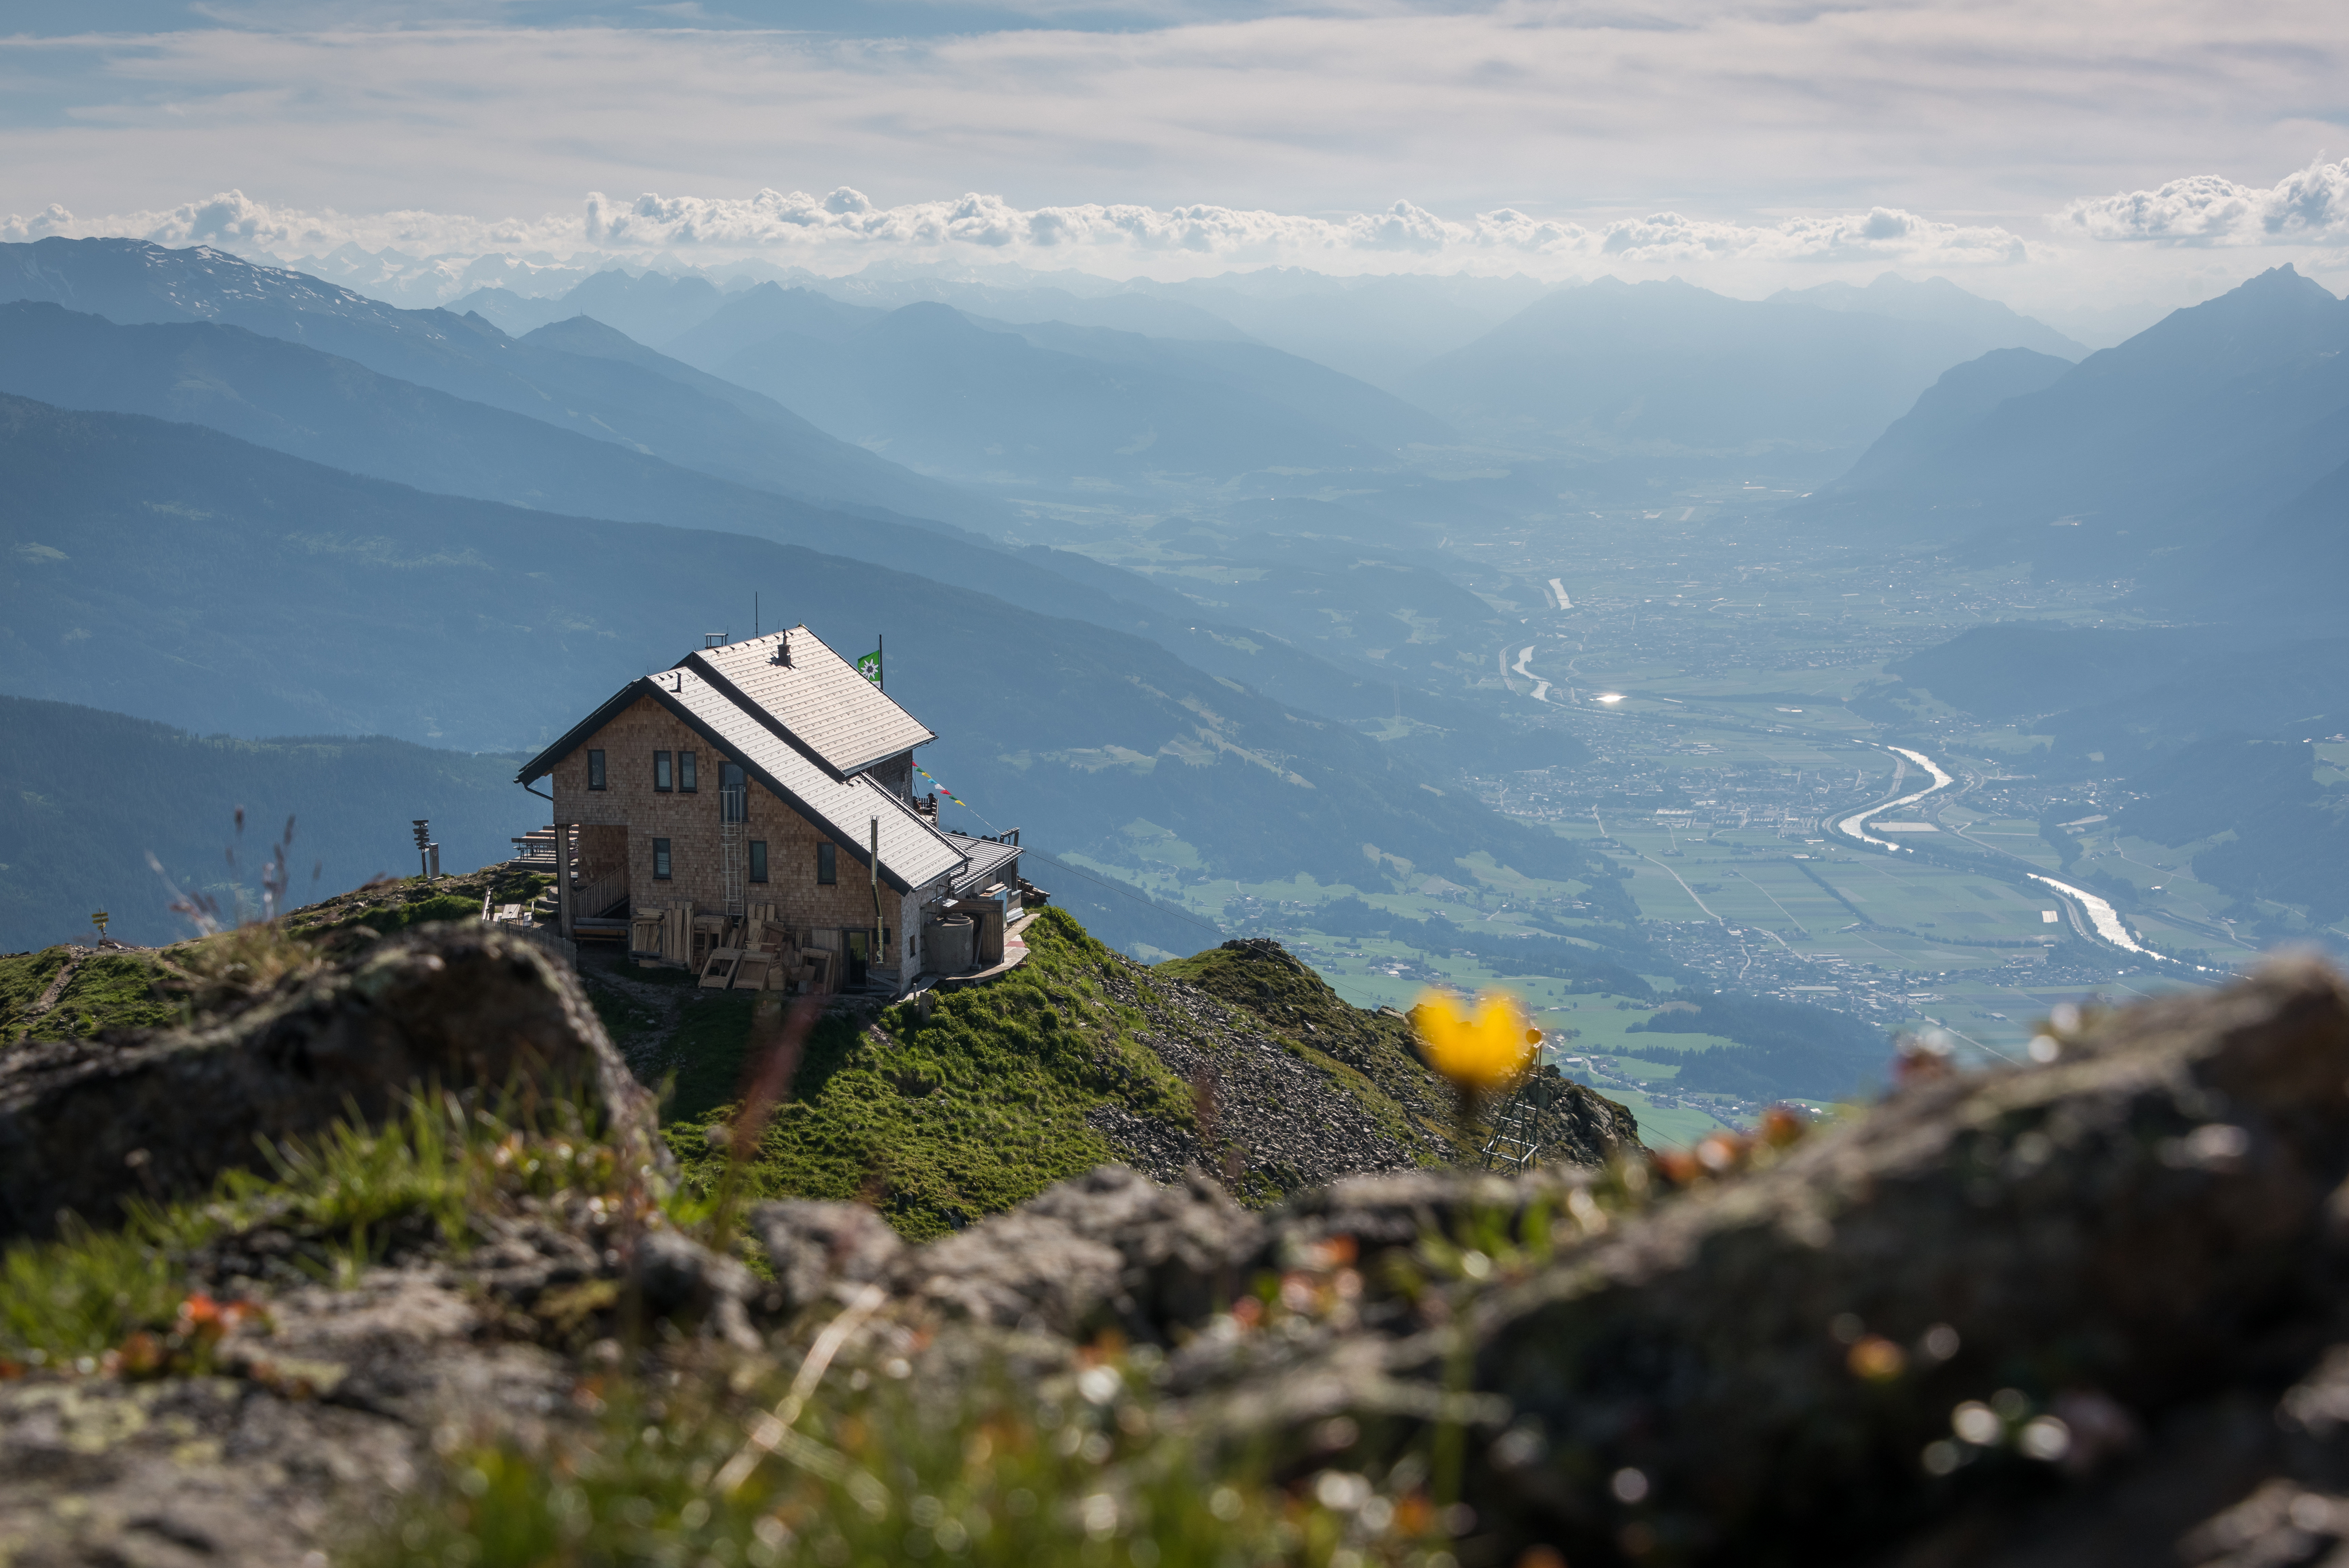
<box><xmin>878</xmin><ymin>633</ymin><xmax>884</xmax><ymax>692</ymax></box>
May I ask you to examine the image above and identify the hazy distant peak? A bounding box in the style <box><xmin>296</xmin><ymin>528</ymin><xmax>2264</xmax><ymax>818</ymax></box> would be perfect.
<box><xmin>869</xmin><ymin>299</ymin><xmax>993</xmax><ymax>337</ymax></box>
<box><xmin>833</xmin><ymin>255</ymin><xmax>1122</xmax><ymax>295</ymax></box>
<box><xmin>1830</xmin><ymin>345</ymin><xmax>2075</xmax><ymax>485</ymax></box>
<box><xmin>1767</xmin><ymin>271</ymin><xmax>2084</xmax><ymax>358</ymax></box>
<box><xmin>517</xmin><ymin>314</ymin><xmax>640</xmax><ymax>353</ymax></box>
<box><xmin>2078</xmin><ymin>260</ymin><xmax>2349</xmax><ymax>381</ymax></box>
<box><xmin>1579</xmin><ymin>274</ymin><xmax>1702</xmax><ymax>296</ymax></box>
<box><xmin>2167</xmin><ymin>263</ymin><xmax>2336</xmax><ymax>318</ymax></box>
<box><xmin>0</xmin><ymin>237</ymin><xmax>450</xmax><ymax>347</ymax></box>
<box><xmin>2236</xmin><ymin>262</ymin><xmax>2329</xmax><ymax>297</ymax></box>
<box><xmin>567</xmin><ymin>268</ymin><xmax>721</xmax><ymax>304</ymax></box>
<box><xmin>451</xmin><ymin>311</ymin><xmax>509</xmax><ymax>343</ymax></box>
<box><xmin>659</xmin><ymin>282</ymin><xmax>884</xmax><ymax>364</ymax></box>
<box><xmin>732</xmin><ymin>280</ymin><xmax>874</xmax><ymax>316</ymax></box>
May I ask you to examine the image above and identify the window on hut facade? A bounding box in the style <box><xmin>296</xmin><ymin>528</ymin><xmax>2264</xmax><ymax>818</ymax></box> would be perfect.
<box><xmin>749</xmin><ymin>840</ymin><xmax>767</xmax><ymax>883</ymax></box>
<box><xmin>654</xmin><ymin>751</ymin><xmax>673</xmax><ymax>791</ymax></box>
<box><xmin>653</xmin><ymin>838</ymin><xmax>673</xmax><ymax>879</ymax></box>
<box><xmin>680</xmin><ymin>750</ymin><xmax>697</xmax><ymax>792</ymax></box>
<box><xmin>720</xmin><ymin>762</ymin><xmax>746</xmax><ymax>822</ymax></box>
<box><xmin>817</xmin><ymin>842</ymin><xmax>837</xmax><ymax>884</ymax></box>
<box><xmin>587</xmin><ymin>749</ymin><xmax>606</xmax><ymax>790</ymax></box>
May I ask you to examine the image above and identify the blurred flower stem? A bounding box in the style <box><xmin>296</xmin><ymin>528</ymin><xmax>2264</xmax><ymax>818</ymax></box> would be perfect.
<box><xmin>1410</xmin><ymin>987</ymin><xmax>1540</xmax><ymax>1528</ymax></box>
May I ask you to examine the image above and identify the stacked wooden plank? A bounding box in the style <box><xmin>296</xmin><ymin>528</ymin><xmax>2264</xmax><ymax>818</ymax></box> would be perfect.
<box><xmin>633</xmin><ymin>899</ymin><xmax>839</xmax><ymax>996</ymax></box>
<box><xmin>630</xmin><ymin>902</ymin><xmax>701</xmax><ymax>968</ymax></box>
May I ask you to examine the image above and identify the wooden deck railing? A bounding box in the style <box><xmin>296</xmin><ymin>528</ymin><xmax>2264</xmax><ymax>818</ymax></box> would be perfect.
<box><xmin>572</xmin><ymin>870</ymin><xmax>628</xmax><ymax>920</ymax></box>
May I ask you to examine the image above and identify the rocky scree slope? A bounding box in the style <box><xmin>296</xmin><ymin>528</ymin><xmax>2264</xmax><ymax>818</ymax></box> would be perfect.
<box><xmin>1157</xmin><ymin>937</ymin><xmax>1640</xmax><ymax>1172</ymax></box>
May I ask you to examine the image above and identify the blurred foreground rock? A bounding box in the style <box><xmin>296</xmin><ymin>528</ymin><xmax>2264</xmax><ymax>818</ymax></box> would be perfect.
<box><xmin>791</xmin><ymin>956</ymin><xmax>2349</xmax><ymax>1565</ymax></box>
<box><xmin>0</xmin><ymin>923</ymin><xmax>658</xmax><ymax>1238</ymax></box>
<box><xmin>7</xmin><ymin>950</ymin><xmax>2349</xmax><ymax>1566</ymax></box>
<box><xmin>1271</xmin><ymin>954</ymin><xmax>2349</xmax><ymax>1566</ymax></box>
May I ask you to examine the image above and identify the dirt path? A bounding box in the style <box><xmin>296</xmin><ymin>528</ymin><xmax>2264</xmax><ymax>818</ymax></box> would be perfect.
<box><xmin>23</xmin><ymin>946</ymin><xmax>90</xmax><ymax>1019</ymax></box>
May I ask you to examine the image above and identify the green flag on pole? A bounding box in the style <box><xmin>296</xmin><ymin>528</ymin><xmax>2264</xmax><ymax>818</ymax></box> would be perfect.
<box><xmin>855</xmin><ymin>648</ymin><xmax>883</xmax><ymax>685</ymax></box>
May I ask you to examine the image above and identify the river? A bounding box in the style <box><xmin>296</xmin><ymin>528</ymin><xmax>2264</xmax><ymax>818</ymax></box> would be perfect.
<box><xmin>1835</xmin><ymin>746</ymin><xmax>1956</xmax><ymax>852</ymax></box>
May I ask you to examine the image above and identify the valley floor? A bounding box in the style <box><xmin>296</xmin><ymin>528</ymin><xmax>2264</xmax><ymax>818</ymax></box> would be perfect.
<box><xmin>1030</xmin><ymin>487</ymin><xmax>2323</xmax><ymax>1139</ymax></box>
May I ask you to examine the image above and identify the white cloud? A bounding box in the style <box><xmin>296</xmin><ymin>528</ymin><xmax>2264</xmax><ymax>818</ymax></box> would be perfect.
<box><xmin>590</xmin><ymin>189</ymin><xmax>2041</xmax><ymax>268</ymax></box>
<box><xmin>2054</xmin><ymin>157</ymin><xmax>2349</xmax><ymax>246</ymax></box>
<box><xmin>1</xmin><ymin>185</ymin><xmax>2043</xmax><ymax>294</ymax></box>
<box><xmin>0</xmin><ymin>189</ymin><xmax>573</xmax><ymax>253</ymax></box>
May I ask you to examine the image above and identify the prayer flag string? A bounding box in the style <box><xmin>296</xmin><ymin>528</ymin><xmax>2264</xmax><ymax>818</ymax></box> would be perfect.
<box><xmin>915</xmin><ymin>766</ymin><xmax>966</xmax><ymax>806</ymax></box>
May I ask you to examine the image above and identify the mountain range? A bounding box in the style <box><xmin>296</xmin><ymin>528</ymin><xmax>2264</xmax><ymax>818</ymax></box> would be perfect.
<box><xmin>1128</xmin><ymin>268</ymin><xmax>1555</xmax><ymax>391</ymax></box>
<box><xmin>1766</xmin><ymin>273</ymin><xmax>2085</xmax><ymax>358</ymax></box>
<box><xmin>12</xmin><ymin>231</ymin><xmax>2275</xmax><ymax>957</ymax></box>
<box><xmin>1405</xmin><ymin>276</ymin><xmax>2082</xmax><ymax>474</ymax></box>
<box><xmin>0</xmin><ymin>290</ymin><xmax>1538</xmax><ymax>748</ymax></box>
<box><xmin>0</xmin><ymin>394</ymin><xmax>1599</xmax><ymax>940</ymax></box>
<box><xmin>1796</xmin><ymin>266</ymin><xmax>2349</xmax><ymax>575</ymax></box>
<box><xmin>452</xmin><ymin>264</ymin><xmax>1259</xmax><ymax>349</ymax></box>
<box><xmin>0</xmin><ymin>237</ymin><xmax>1001</xmax><ymax>532</ymax></box>
<box><xmin>662</xmin><ymin>294</ymin><xmax>1447</xmax><ymax>485</ymax></box>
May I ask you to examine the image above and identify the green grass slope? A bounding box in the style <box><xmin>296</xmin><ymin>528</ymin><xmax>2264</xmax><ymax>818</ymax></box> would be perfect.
<box><xmin>658</xmin><ymin>912</ymin><xmax>1196</xmax><ymax>1239</ymax></box>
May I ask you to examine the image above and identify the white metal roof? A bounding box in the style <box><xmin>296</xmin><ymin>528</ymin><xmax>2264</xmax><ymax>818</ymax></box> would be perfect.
<box><xmin>686</xmin><ymin>627</ymin><xmax>934</xmax><ymax>779</ymax></box>
<box><xmin>659</xmin><ymin>666</ymin><xmax>966</xmax><ymax>893</ymax></box>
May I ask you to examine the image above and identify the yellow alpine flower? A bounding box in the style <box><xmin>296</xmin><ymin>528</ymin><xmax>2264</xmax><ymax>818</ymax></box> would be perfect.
<box><xmin>1412</xmin><ymin>989</ymin><xmax>1538</xmax><ymax>1095</ymax></box>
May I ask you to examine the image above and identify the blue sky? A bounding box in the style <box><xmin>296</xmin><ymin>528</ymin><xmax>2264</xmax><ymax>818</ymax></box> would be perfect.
<box><xmin>4</xmin><ymin>1</ymin><xmax>2347</xmax><ymax>315</ymax></box>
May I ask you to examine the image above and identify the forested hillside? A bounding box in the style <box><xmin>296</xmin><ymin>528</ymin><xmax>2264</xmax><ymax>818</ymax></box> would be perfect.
<box><xmin>0</xmin><ymin>695</ymin><xmax>525</xmax><ymax>950</ymax></box>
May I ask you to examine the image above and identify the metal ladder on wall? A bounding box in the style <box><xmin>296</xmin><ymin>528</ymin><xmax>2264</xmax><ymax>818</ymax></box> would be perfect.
<box><xmin>1480</xmin><ymin>1083</ymin><xmax>1544</xmax><ymax>1173</ymax></box>
<box><xmin>720</xmin><ymin>777</ymin><xmax>748</xmax><ymax>918</ymax></box>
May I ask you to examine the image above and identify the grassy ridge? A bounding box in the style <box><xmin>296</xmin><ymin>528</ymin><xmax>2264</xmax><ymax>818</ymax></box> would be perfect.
<box><xmin>645</xmin><ymin>911</ymin><xmax>1515</xmax><ymax>1240</ymax></box>
<box><xmin>658</xmin><ymin>910</ymin><xmax>1204</xmax><ymax>1240</ymax></box>
<box><xmin>3</xmin><ymin>892</ymin><xmax>1474</xmax><ymax>1242</ymax></box>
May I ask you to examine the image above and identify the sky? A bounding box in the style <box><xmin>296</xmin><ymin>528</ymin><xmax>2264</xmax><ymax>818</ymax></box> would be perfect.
<box><xmin>3</xmin><ymin>0</ymin><xmax>2347</xmax><ymax>329</ymax></box>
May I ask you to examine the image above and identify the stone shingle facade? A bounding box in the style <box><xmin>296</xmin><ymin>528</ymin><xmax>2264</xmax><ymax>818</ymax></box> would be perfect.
<box><xmin>548</xmin><ymin>693</ymin><xmax>902</xmax><ymax>946</ymax></box>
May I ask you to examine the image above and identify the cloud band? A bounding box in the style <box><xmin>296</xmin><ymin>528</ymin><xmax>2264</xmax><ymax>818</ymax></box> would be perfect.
<box><xmin>2055</xmin><ymin>158</ymin><xmax>2349</xmax><ymax>247</ymax></box>
<box><xmin>3</xmin><ymin>186</ymin><xmax>2039</xmax><ymax>283</ymax></box>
